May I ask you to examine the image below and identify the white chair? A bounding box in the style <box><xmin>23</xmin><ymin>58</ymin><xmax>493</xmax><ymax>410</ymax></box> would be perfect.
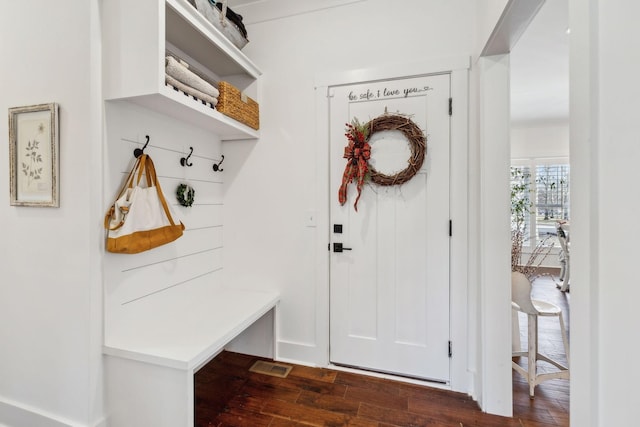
<box><xmin>511</xmin><ymin>271</ymin><xmax>570</xmax><ymax>398</ymax></box>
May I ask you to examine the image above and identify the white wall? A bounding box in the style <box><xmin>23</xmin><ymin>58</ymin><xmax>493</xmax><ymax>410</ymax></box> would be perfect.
<box><xmin>223</xmin><ymin>0</ymin><xmax>478</xmax><ymax>379</ymax></box>
<box><xmin>0</xmin><ymin>1</ymin><xmax>103</xmax><ymax>426</ymax></box>
<box><xmin>570</xmin><ymin>0</ymin><xmax>640</xmax><ymax>425</ymax></box>
<box><xmin>511</xmin><ymin>123</ymin><xmax>570</xmax><ymax>159</ymax></box>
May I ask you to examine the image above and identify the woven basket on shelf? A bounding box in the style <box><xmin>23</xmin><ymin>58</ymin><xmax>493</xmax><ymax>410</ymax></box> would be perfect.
<box><xmin>216</xmin><ymin>81</ymin><xmax>259</xmax><ymax>130</ymax></box>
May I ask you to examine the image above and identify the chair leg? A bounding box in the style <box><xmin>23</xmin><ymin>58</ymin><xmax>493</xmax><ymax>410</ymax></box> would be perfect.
<box><xmin>560</xmin><ymin>256</ymin><xmax>570</xmax><ymax>292</ymax></box>
<box><xmin>512</xmin><ymin>309</ymin><xmax>522</xmax><ymax>352</ymax></box>
<box><xmin>558</xmin><ymin>311</ymin><xmax>570</xmax><ymax>368</ymax></box>
<box><xmin>528</xmin><ymin>313</ymin><xmax>538</xmax><ymax>398</ymax></box>
<box><xmin>559</xmin><ymin>258</ymin><xmax>566</xmax><ymax>282</ymax></box>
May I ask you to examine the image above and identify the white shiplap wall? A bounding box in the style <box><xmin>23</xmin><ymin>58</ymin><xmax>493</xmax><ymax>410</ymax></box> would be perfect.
<box><xmin>103</xmin><ymin>100</ymin><xmax>224</xmax><ymax>342</ymax></box>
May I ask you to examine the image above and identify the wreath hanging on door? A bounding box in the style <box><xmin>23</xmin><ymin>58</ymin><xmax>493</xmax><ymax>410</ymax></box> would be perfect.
<box><xmin>338</xmin><ymin>113</ymin><xmax>426</xmax><ymax>211</ymax></box>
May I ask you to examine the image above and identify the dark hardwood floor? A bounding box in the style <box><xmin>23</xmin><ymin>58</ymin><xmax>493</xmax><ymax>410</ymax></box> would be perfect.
<box><xmin>196</xmin><ymin>275</ymin><xmax>570</xmax><ymax>427</ymax></box>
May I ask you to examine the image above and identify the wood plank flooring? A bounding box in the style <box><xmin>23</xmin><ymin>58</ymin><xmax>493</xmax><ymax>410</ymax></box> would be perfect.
<box><xmin>196</xmin><ymin>275</ymin><xmax>569</xmax><ymax>427</ymax></box>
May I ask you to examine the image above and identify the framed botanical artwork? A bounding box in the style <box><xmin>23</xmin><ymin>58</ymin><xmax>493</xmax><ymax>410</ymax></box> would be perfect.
<box><xmin>8</xmin><ymin>103</ymin><xmax>59</xmax><ymax>207</ymax></box>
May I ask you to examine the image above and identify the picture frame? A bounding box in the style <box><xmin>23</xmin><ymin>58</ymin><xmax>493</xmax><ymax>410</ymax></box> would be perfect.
<box><xmin>8</xmin><ymin>103</ymin><xmax>59</xmax><ymax>207</ymax></box>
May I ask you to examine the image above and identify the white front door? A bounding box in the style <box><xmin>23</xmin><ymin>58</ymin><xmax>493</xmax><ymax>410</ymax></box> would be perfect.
<box><xmin>329</xmin><ymin>74</ymin><xmax>451</xmax><ymax>382</ymax></box>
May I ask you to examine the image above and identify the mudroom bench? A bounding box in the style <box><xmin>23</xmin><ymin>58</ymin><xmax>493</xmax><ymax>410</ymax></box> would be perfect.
<box><xmin>103</xmin><ymin>283</ymin><xmax>279</xmax><ymax>427</ymax></box>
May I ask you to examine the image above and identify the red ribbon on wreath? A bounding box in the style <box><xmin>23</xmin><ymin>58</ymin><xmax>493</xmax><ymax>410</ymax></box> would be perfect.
<box><xmin>338</xmin><ymin>121</ymin><xmax>371</xmax><ymax>211</ymax></box>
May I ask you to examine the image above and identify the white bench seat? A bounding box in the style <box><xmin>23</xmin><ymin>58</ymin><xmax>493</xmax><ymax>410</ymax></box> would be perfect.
<box><xmin>104</xmin><ymin>284</ymin><xmax>279</xmax><ymax>370</ymax></box>
<box><xmin>103</xmin><ymin>280</ymin><xmax>279</xmax><ymax>427</ymax></box>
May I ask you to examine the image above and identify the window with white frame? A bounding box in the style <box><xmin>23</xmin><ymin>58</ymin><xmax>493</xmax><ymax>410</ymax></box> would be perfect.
<box><xmin>511</xmin><ymin>159</ymin><xmax>570</xmax><ymax>246</ymax></box>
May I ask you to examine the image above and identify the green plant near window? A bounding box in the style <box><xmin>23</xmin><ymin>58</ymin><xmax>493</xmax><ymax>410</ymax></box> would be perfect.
<box><xmin>511</xmin><ymin>167</ymin><xmax>554</xmax><ymax>279</ymax></box>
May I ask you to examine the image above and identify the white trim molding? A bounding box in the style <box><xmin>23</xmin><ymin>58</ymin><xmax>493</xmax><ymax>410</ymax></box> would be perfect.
<box><xmin>315</xmin><ymin>55</ymin><xmax>471</xmax><ymax>88</ymax></box>
<box><xmin>477</xmin><ymin>53</ymin><xmax>513</xmax><ymax>417</ymax></box>
<box><xmin>481</xmin><ymin>0</ymin><xmax>545</xmax><ymax>57</ymax></box>
<box><xmin>0</xmin><ymin>396</ymin><xmax>102</xmax><ymax>427</ymax></box>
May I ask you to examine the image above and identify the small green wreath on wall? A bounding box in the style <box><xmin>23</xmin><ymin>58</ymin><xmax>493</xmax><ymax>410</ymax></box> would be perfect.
<box><xmin>176</xmin><ymin>183</ymin><xmax>195</xmax><ymax>207</ymax></box>
<box><xmin>338</xmin><ymin>113</ymin><xmax>426</xmax><ymax>211</ymax></box>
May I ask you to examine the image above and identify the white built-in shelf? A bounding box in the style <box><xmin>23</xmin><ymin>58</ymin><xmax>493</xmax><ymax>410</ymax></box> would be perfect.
<box><xmin>102</xmin><ymin>0</ymin><xmax>262</xmax><ymax>140</ymax></box>
<box><xmin>165</xmin><ymin>0</ymin><xmax>261</xmax><ymax>79</ymax></box>
<box><xmin>129</xmin><ymin>85</ymin><xmax>260</xmax><ymax>140</ymax></box>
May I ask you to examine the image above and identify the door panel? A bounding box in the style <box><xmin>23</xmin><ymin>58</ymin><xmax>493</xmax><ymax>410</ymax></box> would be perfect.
<box><xmin>329</xmin><ymin>74</ymin><xmax>451</xmax><ymax>382</ymax></box>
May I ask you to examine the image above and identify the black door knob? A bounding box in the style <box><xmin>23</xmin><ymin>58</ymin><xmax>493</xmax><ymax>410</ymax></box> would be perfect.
<box><xmin>333</xmin><ymin>243</ymin><xmax>352</xmax><ymax>253</ymax></box>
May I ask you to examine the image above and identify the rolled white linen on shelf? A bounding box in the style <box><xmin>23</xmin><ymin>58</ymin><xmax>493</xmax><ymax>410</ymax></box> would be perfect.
<box><xmin>166</xmin><ymin>74</ymin><xmax>219</xmax><ymax>107</ymax></box>
<box><xmin>165</xmin><ymin>56</ymin><xmax>220</xmax><ymax>98</ymax></box>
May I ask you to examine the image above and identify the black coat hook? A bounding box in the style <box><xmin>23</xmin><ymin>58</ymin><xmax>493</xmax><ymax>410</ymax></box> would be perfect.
<box><xmin>134</xmin><ymin>135</ymin><xmax>150</xmax><ymax>158</ymax></box>
<box><xmin>180</xmin><ymin>147</ymin><xmax>194</xmax><ymax>167</ymax></box>
<box><xmin>213</xmin><ymin>155</ymin><xmax>224</xmax><ymax>172</ymax></box>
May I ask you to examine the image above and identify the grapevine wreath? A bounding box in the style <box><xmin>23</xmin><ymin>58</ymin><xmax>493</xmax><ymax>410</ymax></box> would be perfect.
<box><xmin>176</xmin><ymin>183</ymin><xmax>195</xmax><ymax>207</ymax></box>
<box><xmin>338</xmin><ymin>113</ymin><xmax>426</xmax><ymax>211</ymax></box>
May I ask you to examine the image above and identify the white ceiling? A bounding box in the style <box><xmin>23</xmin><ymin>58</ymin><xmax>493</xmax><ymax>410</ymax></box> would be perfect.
<box><xmin>226</xmin><ymin>0</ymin><xmax>569</xmax><ymax>126</ymax></box>
<box><xmin>510</xmin><ymin>0</ymin><xmax>569</xmax><ymax>126</ymax></box>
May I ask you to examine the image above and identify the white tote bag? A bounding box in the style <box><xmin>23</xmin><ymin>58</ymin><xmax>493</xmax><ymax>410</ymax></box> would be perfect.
<box><xmin>104</xmin><ymin>154</ymin><xmax>184</xmax><ymax>254</ymax></box>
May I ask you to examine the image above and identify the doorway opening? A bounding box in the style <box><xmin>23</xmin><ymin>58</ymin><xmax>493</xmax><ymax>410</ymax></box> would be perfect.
<box><xmin>509</xmin><ymin>0</ymin><xmax>570</xmax><ymax>421</ymax></box>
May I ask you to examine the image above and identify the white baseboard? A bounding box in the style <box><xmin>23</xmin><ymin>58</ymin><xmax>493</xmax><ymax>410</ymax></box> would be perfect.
<box><xmin>0</xmin><ymin>397</ymin><xmax>103</xmax><ymax>427</ymax></box>
<box><xmin>276</xmin><ymin>340</ymin><xmax>327</xmax><ymax>367</ymax></box>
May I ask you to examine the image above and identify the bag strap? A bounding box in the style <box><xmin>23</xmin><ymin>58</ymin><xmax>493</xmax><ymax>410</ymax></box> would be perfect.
<box><xmin>103</xmin><ymin>154</ymin><xmax>148</xmax><ymax>231</ymax></box>
<box><xmin>105</xmin><ymin>210</ymin><xmax>128</xmax><ymax>231</ymax></box>
<box><xmin>144</xmin><ymin>155</ymin><xmax>178</xmax><ymax>227</ymax></box>
<box><xmin>136</xmin><ymin>154</ymin><xmax>154</xmax><ymax>187</ymax></box>
<box><xmin>117</xmin><ymin>154</ymin><xmax>149</xmax><ymax>198</ymax></box>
